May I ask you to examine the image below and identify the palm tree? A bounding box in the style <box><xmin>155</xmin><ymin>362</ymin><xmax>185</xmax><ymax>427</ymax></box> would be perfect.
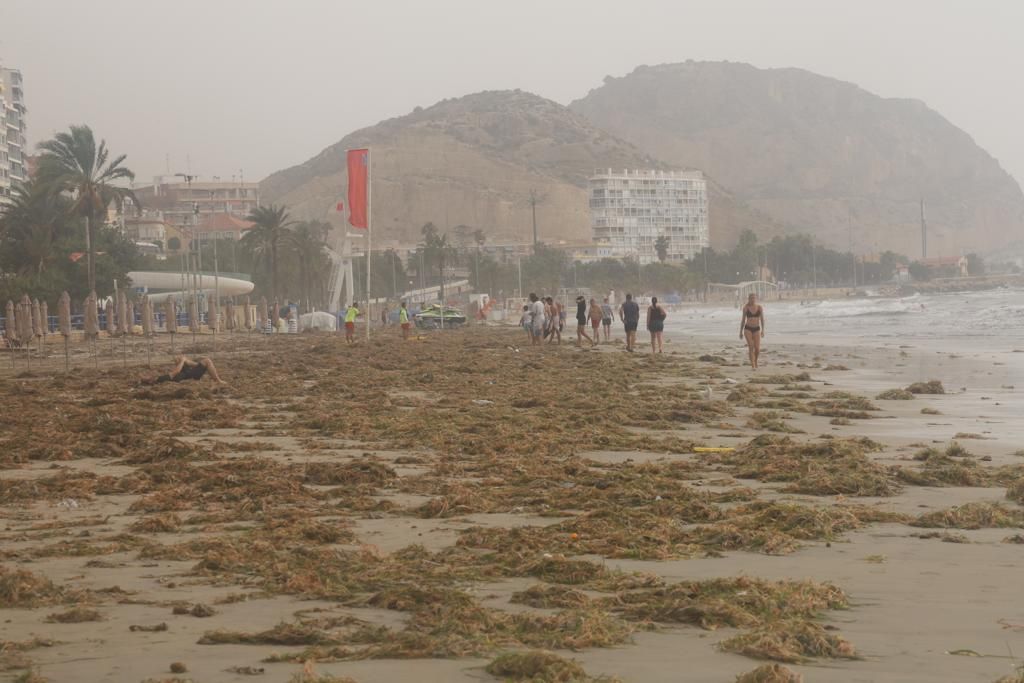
<box><xmin>36</xmin><ymin>125</ymin><xmax>137</xmax><ymax>292</ymax></box>
<box><xmin>0</xmin><ymin>180</ymin><xmax>70</xmax><ymax>276</ymax></box>
<box><xmin>242</xmin><ymin>204</ymin><xmax>296</xmax><ymax>300</ymax></box>
<box><xmin>291</xmin><ymin>220</ymin><xmax>331</xmax><ymax>309</ymax></box>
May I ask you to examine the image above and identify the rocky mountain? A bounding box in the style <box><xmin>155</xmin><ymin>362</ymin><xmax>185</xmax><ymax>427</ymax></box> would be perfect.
<box><xmin>260</xmin><ymin>90</ymin><xmax>777</xmax><ymax>250</ymax></box>
<box><xmin>570</xmin><ymin>61</ymin><xmax>1024</xmax><ymax>256</ymax></box>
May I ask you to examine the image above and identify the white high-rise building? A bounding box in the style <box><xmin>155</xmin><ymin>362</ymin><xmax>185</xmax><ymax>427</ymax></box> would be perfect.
<box><xmin>589</xmin><ymin>169</ymin><xmax>709</xmax><ymax>264</ymax></box>
<box><xmin>0</xmin><ymin>62</ymin><xmax>27</xmax><ymax>203</ymax></box>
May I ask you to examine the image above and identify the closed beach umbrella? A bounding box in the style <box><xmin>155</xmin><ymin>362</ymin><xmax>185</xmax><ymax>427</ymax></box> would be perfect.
<box><xmin>58</xmin><ymin>292</ymin><xmax>72</xmax><ymax>337</ymax></box>
<box><xmin>4</xmin><ymin>300</ymin><xmax>15</xmax><ymax>343</ymax></box>
<box><xmin>40</xmin><ymin>301</ymin><xmax>49</xmax><ymax>337</ymax></box>
<box><xmin>225</xmin><ymin>300</ymin><xmax>236</xmax><ymax>331</ymax></box>
<box><xmin>164</xmin><ymin>298</ymin><xmax>177</xmax><ymax>334</ymax></box>
<box><xmin>207</xmin><ymin>296</ymin><xmax>219</xmax><ymax>332</ymax></box>
<box><xmin>84</xmin><ymin>292</ymin><xmax>100</xmax><ymax>338</ymax></box>
<box><xmin>141</xmin><ymin>295</ymin><xmax>153</xmax><ymax>337</ymax></box>
<box><xmin>125</xmin><ymin>298</ymin><xmax>135</xmax><ymax>334</ymax></box>
<box><xmin>188</xmin><ymin>296</ymin><xmax>200</xmax><ymax>333</ymax></box>
<box><xmin>244</xmin><ymin>295</ymin><xmax>253</xmax><ymax>331</ymax></box>
<box><xmin>19</xmin><ymin>295</ymin><xmax>34</xmax><ymax>343</ymax></box>
<box><xmin>104</xmin><ymin>298</ymin><xmax>116</xmax><ymax>335</ymax></box>
<box><xmin>116</xmin><ymin>291</ymin><xmax>128</xmax><ymax>336</ymax></box>
<box><xmin>271</xmin><ymin>299</ymin><xmax>280</xmax><ymax>331</ymax></box>
<box><xmin>31</xmin><ymin>298</ymin><xmax>43</xmax><ymax>338</ymax></box>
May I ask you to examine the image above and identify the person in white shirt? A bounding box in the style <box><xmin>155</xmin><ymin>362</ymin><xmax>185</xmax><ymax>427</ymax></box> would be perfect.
<box><xmin>528</xmin><ymin>293</ymin><xmax>546</xmax><ymax>347</ymax></box>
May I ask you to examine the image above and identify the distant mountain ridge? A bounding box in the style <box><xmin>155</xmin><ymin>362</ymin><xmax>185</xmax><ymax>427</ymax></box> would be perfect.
<box><xmin>570</xmin><ymin>61</ymin><xmax>1024</xmax><ymax>256</ymax></box>
<box><xmin>260</xmin><ymin>90</ymin><xmax>780</xmax><ymax>249</ymax></box>
<box><xmin>262</xmin><ymin>62</ymin><xmax>1024</xmax><ymax>257</ymax></box>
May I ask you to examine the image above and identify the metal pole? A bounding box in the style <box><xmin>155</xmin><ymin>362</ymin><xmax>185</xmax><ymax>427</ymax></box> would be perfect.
<box><xmin>365</xmin><ymin>149</ymin><xmax>372</xmax><ymax>341</ymax></box>
<box><xmin>517</xmin><ymin>256</ymin><xmax>522</xmax><ymax>298</ymax></box>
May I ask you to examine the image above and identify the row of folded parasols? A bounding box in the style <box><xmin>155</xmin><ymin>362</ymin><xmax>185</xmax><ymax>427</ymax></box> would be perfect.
<box><xmin>3</xmin><ymin>292</ymin><xmax>287</xmax><ymax>345</ymax></box>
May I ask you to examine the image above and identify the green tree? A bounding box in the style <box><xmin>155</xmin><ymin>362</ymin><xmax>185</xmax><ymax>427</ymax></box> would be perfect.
<box><xmin>242</xmin><ymin>204</ymin><xmax>296</xmax><ymax>300</ymax></box>
<box><xmin>36</xmin><ymin>125</ymin><xmax>137</xmax><ymax>293</ymax></box>
<box><xmin>0</xmin><ymin>180</ymin><xmax>70</xmax><ymax>275</ymax></box>
<box><xmin>654</xmin><ymin>235</ymin><xmax>670</xmax><ymax>263</ymax></box>
<box><xmin>290</xmin><ymin>220</ymin><xmax>331</xmax><ymax>309</ymax></box>
<box><xmin>419</xmin><ymin>222</ymin><xmax>457</xmax><ymax>301</ymax></box>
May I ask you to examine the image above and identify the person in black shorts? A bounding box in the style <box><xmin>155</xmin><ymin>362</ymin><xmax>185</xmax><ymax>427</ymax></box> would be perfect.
<box><xmin>574</xmin><ymin>295</ymin><xmax>593</xmax><ymax>347</ymax></box>
<box><xmin>619</xmin><ymin>293</ymin><xmax>640</xmax><ymax>352</ymax></box>
<box><xmin>147</xmin><ymin>355</ymin><xmax>226</xmax><ymax>385</ymax></box>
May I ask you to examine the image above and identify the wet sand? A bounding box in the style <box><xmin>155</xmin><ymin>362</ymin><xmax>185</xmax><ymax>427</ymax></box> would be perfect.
<box><xmin>1</xmin><ymin>327</ymin><xmax>1022</xmax><ymax>682</ymax></box>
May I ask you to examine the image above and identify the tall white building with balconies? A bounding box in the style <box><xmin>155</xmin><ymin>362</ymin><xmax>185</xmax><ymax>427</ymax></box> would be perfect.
<box><xmin>0</xmin><ymin>62</ymin><xmax>27</xmax><ymax>203</ymax></box>
<box><xmin>589</xmin><ymin>169</ymin><xmax>709</xmax><ymax>264</ymax></box>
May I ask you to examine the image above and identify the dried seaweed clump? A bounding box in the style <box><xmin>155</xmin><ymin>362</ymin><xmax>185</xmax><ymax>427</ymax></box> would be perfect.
<box><xmin>485</xmin><ymin>651</ymin><xmax>618</xmax><ymax>682</ymax></box>
<box><xmin>994</xmin><ymin>670</ymin><xmax>1024</xmax><ymax>683</ymax></box>
<box><xmin>681</xmin><ymin>502</ymin><xmax>867</xmax><ymax>555</ymax></box>
<box><xmin>719</xmin><ymin>620</ymin><xmax>857</xmax><ymax>663</ymax></box>
<box><xmin>712</xmin><ymin>435</ymin><xmax>896</xmax><ymax>497</ymax></box>
<box><xmin>808</xmin><ymin>392</ymin><xmax>879</xmax><ymax>419</ymax></box>
<box><xmin>0</xmin><ymin>565</ymin><xmax>71</xmax><ymax>608</ymax></box>
<box><xmin>1007</xmin><ymin>479</ymin><xmax>1024</xmax><ymax>505</ymax></box>
<box><xmin>735</xmin><ymin>663</ymin><xmax>804</xmax><ymax>683</ymax></box>
<box><xmin>199</xmin><ymin>620</ymin><xmax>337</xmax><ymax>646</ymax></box>
<box><xmin>45</xmin><ymin>606</ymin><xmax>102</xmax><ymax>623</ymax></box>
<box><xmin>511</xmin><ymin>585</ymin><xmax>591</xmax><ymax>609</ymax></box>
<box><xmin>906</xmin><ymin>380</ymin><xmax>945</xmax><ymax>394</ymax></box>
<box><xmin>607</xmin><ymin>577</ymin><xmax>847</xmax><ymax>631</ymax></box>
<box><xmin>912</xmin><ymin>502</ymin><xmax>1024</xmax><ymax>530</ymax></box>
<box><xmin>896</xmin><ymin>446</ymin><xmax>989</xmax><ymax>487</ymax></box>
<box><xmin>746</xmin><ymin>411</ymin><xmax>804</xmax><ymax>434</ymax></box>
<box><xmin>876</xmin><ymin>389</ymin><xmax>915</xmax><ymax>400</ymax></box>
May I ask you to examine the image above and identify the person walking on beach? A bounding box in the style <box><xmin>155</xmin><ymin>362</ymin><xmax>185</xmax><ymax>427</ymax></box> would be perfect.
<box><xmin>519</xmin><ymin>304</ymin><xmax>532</xmax><ymax>343</ymax></box>
<box><xmin>647</xmin><ymin>296</ymin><xmax>666</xmax><ymax>354</ymax></box>
<box><xmin>399</xmin><ymin>301</ymin><xmax>411</xmax><ymax>340</ymax></box>
<box><xmin>546</xmin><ymin>297</ymin><xmax>562</xmax><ymax>345</ymax></box>
<box><xmin>619</xmin><ymin>293</ymin><xmax>640</xmax><ymax>352</ymax></box>
<box><xmin>588</xmin><ymin>298</ymin><xmax>603</xmax><ymax>345</ymax></box>
<box><xmin>528</xmin><ymin>293</ymin><xmax>545</xmax><ymax>346</ymax></box>
<box><xmin>343</xmin><ymin>303</ymin><xmax>360</xmax><ymax>343</ymax></box>
<box><xmin>600</xmin><ymin>297</ymin><xmax>614</xmax><ymax>343</ymax></box>
<box><xmin>381</xmin><ymin>305</ymin><xmax>390</xmax><ymax>327</ymax></box>
<box><xmin>740</xmin><ymin>293</ymin><xmax>765</xmax><ymax>369</ymax></box>
<box><xmin>575</xmin><ymin>295</ymin><xmax>594</xmax><ymax>346</ymax></box>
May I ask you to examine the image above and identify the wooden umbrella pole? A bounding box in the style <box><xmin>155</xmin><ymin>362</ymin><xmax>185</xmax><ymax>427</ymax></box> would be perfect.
<box><xmin>122</xmin><ymin>335</ymin><xmax>127</xmax><ymax>369</ymax></box>
<box><xmin>64</xmin><ymin>335</ymin><xmax>69</xmax><ymax>373</ymax></box>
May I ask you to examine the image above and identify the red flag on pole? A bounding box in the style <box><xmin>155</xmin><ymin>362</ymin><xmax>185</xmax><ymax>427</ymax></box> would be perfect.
<box><xmin>347</xmin><ymin>149</ymin><xmax>369</xmax><ymax>229</ymax></box>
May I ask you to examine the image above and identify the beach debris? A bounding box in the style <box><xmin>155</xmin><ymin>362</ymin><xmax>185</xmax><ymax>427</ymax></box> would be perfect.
<box><xmin>226</xmin><ymin>667</ymin><xmax>265</xmax><ymax>676</ymax></box>
<box><xmin>129</xmin><ymin>623</ymin><xmax>168</xmax><ymax>632</ymax></box>
<box><xmin>484</xmin><ymin>650</ymin><xmax>617</xmax><ymax>682</ymax></box>
<box><xmin>471</xmin><ymin>399</ymin><xmax>494</xmax><ymax>406</ymax></box>
<box><xmin>45</xmin><ymin>607</ymin><xmax>102</xmax><ymax>623</ymax></box>
<box><xmin>719</xmin><ymin>620</ymin><xmax>858</xmax><ymax>663</ymax></box>
<box><xmin>907</xmin><ymin>380</ymin><xmax>945</xmax><ymax>394</ymax></box>
<box><xmin>169</xmin><ymin>662</ymin><xmax>188</xmax><ymax>673</ymax></box>
<box><xmin>912</xmin><ymin>502</ymin><xmax>1024</xmax><ymax>530</ymax></box>
<box><xmin>735</xmin><ymin>663</ymin><xmax>803</xmax><ymax>682</ymax></box>
<box><xmin>876</xmin><ymin>388</ymin><xmax>914</xmax><ymax>400</ymax></box>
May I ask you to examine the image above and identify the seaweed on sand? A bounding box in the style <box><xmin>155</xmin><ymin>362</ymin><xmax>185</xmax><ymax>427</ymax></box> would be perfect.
<box><xmin>485</xmin><ymin>650</ymin><xmax>619</xmax><ymax>682</ymax></box>
<box><xmin>604</xmin><ymin>577</ymin><xmax>847</xmax><ymax>630</ymax></box>
<box><xmin>895</xmin><ymin>445</ymin><xmax>990</xmax><ymax>487</ymax></box>
<box><xmin>735</xmin><ymin>663</ymin><xmax>803</xmax><ymax>683</ymax></box>
<box><xmin>746</xmin><ymin>412</ymin><xmax>804</xmax><ymax>434</ymax></box>
<box><xmin>1008</xmin><ymin>479</ymin><xmax>1024</xmax><ymax>504</ymax></box>
<box><xmin>44</xmin><ymin>606</ymin><xmax>102</xmax><ymax>623</ymax></box>
<box><xmin>0</xmin><ymin>566</ymin><xmax>77</xmax><ymax>608</ymax></box>
<box><xmin>511</xmin><ymin>585</ymin><xmax>592</xmax><ymax>609</ymax></box>
<box><xmin>199</xmin><ymin>621</ymin><xmax>338</xmax><ymax>646</ymax></box>
<box><xmin>719</xmin><ymin>620</ymin><xmax>857</xmax><ymax>663</ymax></box>
<box><xmin>876</xmin><ymin>389</ymin><xmax>914</xmax><ymax>400</ymax></box>
<box><xmin>911</xmin><ymin>502</ymin><xmax>1024</xmax><ymax>530</ymax></box>
<box><xmin>906</xmin><ymin>380</ymin><xmax>945</xmax><ymax>394</ymax></box>
<box><xmin>808</xmin><ymin>392</ymin><xmax>879</xmax><ymax>419</ymax></box>
<box><xmin>706</xmin><ymin>435</ymin><xmax>896</xmax><ymax>497</ymax></box>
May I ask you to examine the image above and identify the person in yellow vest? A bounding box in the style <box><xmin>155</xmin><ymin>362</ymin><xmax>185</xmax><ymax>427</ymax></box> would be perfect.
<box><xmin>398</xmin><ymin>301</ymin><xmax>411</xmax><ymax>340</ymax></box>
<box><xmin>343</xmin><ymin>303</ymin><xmax>360</xmax><ymax>343</ymax></box>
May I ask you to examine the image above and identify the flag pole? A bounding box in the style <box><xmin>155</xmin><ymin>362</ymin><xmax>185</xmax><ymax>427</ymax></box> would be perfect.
<box><xmin>365</xmin><ymin>148</ymin><xmax>372</xmax><ymax>342</ymax></box>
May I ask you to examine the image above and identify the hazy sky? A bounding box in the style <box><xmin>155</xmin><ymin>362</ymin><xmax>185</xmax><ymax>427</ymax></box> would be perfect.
<box><xmin>3</xmin><ymin>0</ymin><xmax>1022</xmax><ymax>186</ymax></box>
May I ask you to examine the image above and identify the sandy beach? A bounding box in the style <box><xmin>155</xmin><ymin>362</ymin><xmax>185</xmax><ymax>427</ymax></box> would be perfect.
<box><xmin>1</xmin><ymin>321</ymin><xmax>1022</xmax><ymax>683</ymax></box>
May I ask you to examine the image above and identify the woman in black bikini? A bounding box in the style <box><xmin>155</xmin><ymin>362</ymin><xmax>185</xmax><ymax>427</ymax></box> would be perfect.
<box><xmin>740</xmin><ymin>293</ymin><xmax>765</xmax><ymax>369</ymax></box>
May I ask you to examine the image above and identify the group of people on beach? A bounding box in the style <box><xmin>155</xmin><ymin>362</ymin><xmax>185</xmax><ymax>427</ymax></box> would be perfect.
<box><xmin>520</xmin><ymin>291</ymin><xmax>766</xmax><ymax>367</ymax></box>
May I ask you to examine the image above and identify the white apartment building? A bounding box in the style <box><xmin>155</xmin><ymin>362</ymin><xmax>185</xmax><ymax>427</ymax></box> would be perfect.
<box><xmin>589</xmin><ymin>169</ymin><xmax>709</xmax><ymax>264</ymax></box>
<box><xmin>0</xmin><ymin>62</ymin><xmax>27</xmax><ymax>203</ymax></box>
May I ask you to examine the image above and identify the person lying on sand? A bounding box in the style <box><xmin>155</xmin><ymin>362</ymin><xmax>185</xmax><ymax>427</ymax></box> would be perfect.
<box><xmin>144</xmin><ymin>355</ymin><xmax>226</xmax><ymax>385</ymax></box>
